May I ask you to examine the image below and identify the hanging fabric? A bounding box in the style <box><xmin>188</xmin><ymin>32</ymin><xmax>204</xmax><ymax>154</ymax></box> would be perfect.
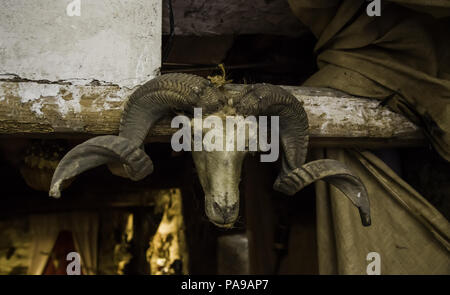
<box><xmin>28</xmin><ymin>212</ymin><xmax>99</xmax><ymax>275</ymax></box>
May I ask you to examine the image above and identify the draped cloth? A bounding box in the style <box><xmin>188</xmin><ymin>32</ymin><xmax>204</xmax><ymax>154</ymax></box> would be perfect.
<box><xmin>28</xmin><ymin>214</ymin><xmax>60</xmax><ymax>275</ymax></box>
<box><xmin>314</xmin><ymin>149</ymin><xmax>450</xmax><ymax>274</ymax></box>
<box><xmin>288</xmin><ymin>0</ymin><xmax>450</xmax><ymax>161</ymax></box>
<box><xmin>28</xmin><ymin>212</ymin><xmax>99</xmax><ymax>275</ymax></box>
<box><xmin>287</xmin><ymin>0</ymin><xmax>450</xmax><ymax>274</ymax></box>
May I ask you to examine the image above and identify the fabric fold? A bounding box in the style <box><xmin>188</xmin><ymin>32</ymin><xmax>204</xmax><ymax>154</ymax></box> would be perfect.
<box><xmin>313</xmin><ymin>149</ymin><xmax>450</xmax><ymax>274</ymax></box>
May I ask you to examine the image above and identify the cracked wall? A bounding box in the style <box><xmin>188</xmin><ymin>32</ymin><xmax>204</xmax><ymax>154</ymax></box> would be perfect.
<box><xmin>0</xmin><ymin>0</ymin><xmax>161</xmax><ymax>88</ymax></box>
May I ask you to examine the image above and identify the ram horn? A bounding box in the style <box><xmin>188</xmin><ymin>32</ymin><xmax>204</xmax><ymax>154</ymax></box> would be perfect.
<box><xmin>274</xmin><ymin>159</ymin><xmax>371</xmax><ymax>226</ymax></box>
<box><xmin>235</xmin><ymin>84</ymin><xmax>309</xmax><ymax>179</ymax></box>
<box><xmin>108</xmin><ymin>73</ymin><xmax>226</xmax><ymax>177</ymax></box>
<box><xmin>119</xmin><ymin>73</ymin><xmax>226</xmax><ymax>144</ymax></box>
<box><xmin>49</xmin><ymin>135</ymin><xmax>152</xmax><ymax>198</ymax></box>
<box><xmin>235</xmin><ymin>84</ymin><xmax>371</xmax><ymax>226</ymax></box>
<box><xmin>49</xmin><ymin>73</ymin><xmax>225</xmax><ymax>197</ymax></box>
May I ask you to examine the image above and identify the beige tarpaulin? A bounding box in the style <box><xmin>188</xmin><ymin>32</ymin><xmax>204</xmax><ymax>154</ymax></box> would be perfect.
<box><xmin>287</xmin><ymin>0</ymin><xmax>450</xmax><ymax>274</ymax></box>
<box><xmin>288</xmin><ymin>0</ymin><xmax>450</xmax><ymax>161</ymax></box>
<box><xmin>314</xmin><ymin>149</ymin><xmax>449</xmax><ymax>274</ymax></box>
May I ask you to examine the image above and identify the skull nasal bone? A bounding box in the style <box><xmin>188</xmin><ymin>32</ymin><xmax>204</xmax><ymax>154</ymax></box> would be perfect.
<box><xmin>211</xmin><ymin>201</ymin><xmax>238</xmax><ymax>225</ymax></box>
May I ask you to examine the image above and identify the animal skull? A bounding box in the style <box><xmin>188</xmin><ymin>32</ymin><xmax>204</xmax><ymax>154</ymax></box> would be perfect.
<box><xmin>49</xmin><ymin>73</ymin><xmax>371</xmax><ymax>228</ymax></box>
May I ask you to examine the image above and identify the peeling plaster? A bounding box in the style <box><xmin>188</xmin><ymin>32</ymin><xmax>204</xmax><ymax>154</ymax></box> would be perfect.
<box><xmin>0</xmin><ymin>86</ymin><xmax>4</xmax><ymax>102</ymax></box>
<box><xmin>3</xmin><ymin>79</ymin><xmax>134</xmax><ymax>118</ymax></box>
<box><xmin>0</xmin><ymin>81</ymin><xmax>422</xmax><ymax>142</ymax></box>
<box><xmin>16</xmin><ymin>83</ymin><xmax>82</xmax><ymax>117</ymax></box>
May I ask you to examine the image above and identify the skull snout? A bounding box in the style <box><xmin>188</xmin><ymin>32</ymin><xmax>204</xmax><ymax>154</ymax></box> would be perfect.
<box><xmin>205</xmin><ymin>194</ymin><xmax>239</xmax><ymax>228</ymax></box>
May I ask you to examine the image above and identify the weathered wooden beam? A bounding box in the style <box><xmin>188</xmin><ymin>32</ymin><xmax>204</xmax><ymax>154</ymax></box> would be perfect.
<box><xmin>0</xmin><ymin>81</ymin><xmax>425</xmax><ymax>147</ymax></box>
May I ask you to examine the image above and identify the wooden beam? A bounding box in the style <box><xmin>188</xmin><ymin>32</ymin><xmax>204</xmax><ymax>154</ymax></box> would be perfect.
<box><xmin>0</xmin><ymin>81</ymin><xmax>425</xmax><ymax>147</ymax></box>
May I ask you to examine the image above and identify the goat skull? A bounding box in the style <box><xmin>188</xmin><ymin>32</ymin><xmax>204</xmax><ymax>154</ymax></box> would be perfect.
<box><xmin>49</xmin><ymin>73</ymin><xmax>371</xmax><ymax>228</ymax></box>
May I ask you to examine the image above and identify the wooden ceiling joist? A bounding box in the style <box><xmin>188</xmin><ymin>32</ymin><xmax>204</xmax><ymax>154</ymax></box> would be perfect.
<box><xmin>0</xmin><ymin>81</ymin><xmax>425</xmax><ymax>147</ymax></box>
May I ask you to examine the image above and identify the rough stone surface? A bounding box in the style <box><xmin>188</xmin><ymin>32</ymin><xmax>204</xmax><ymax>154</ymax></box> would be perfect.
<box><xmin>0</xmin><ymin>0</ymin><xmax>161</xmax><ymax>87</ymax></box>
<box><xmin>162</xmin><ymin>0</ymin><xmax>307</xmax><ymax>36</ymax></box>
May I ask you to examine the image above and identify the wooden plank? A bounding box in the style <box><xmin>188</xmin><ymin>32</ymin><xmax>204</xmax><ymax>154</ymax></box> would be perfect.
<box><xmin>244</xmin><ymin>157</ymin><xmax>319</xmax><ymax>274</ymax></box>
<box><xmin>280</xmin><ymin>86</ymin><xmax>426</xmax><ymax>147</ymax></box>
<box><xmin>0</xmin><ymin>81</ymin><xmax>425</xmax><ymax>147</ymax></box>
<box><xmin>244</xmin><ymin>156</ymin><xmax>277</xmax><ymax>274</ymax></box>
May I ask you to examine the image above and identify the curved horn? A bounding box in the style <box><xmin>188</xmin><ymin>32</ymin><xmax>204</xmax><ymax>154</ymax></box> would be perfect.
<box><xmin>119</xmin><ymin>73</ymin><xmax>226</xmax><ymax>144</ymax></box>
<box><xmin>49</xmin><ymin>135</ymin><xmax>152</xmax><ymax>198</ymax></box>
<box><xmin>235</xmin><ymin>84</ymin><xmax>371</xmax><ymax>226</ymax></box>
<box><xmin>108</xmin><ymin>73</ymin><xmax>226</xmax><ymax>177</ymax></box>
<box><xmin>49</xmin><ymin>74</ymin><xmax>225</xmax><ymax>197</ymax></box>
<box><xmin>274</xmin><ymin>159</ymin><xmax>371</xmax><ymax>226</ymax></box>
<box><xmin>235</xmin><ymin>84</ymin><xmax>309</xmax><ymax>178</ymax></box>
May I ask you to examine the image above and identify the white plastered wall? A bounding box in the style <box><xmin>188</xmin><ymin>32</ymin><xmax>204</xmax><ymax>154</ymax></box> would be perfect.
<box><xmin>0</xmin><ymin>0</ymin><xmax>162</xmax><ymax>88</ymax></box>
